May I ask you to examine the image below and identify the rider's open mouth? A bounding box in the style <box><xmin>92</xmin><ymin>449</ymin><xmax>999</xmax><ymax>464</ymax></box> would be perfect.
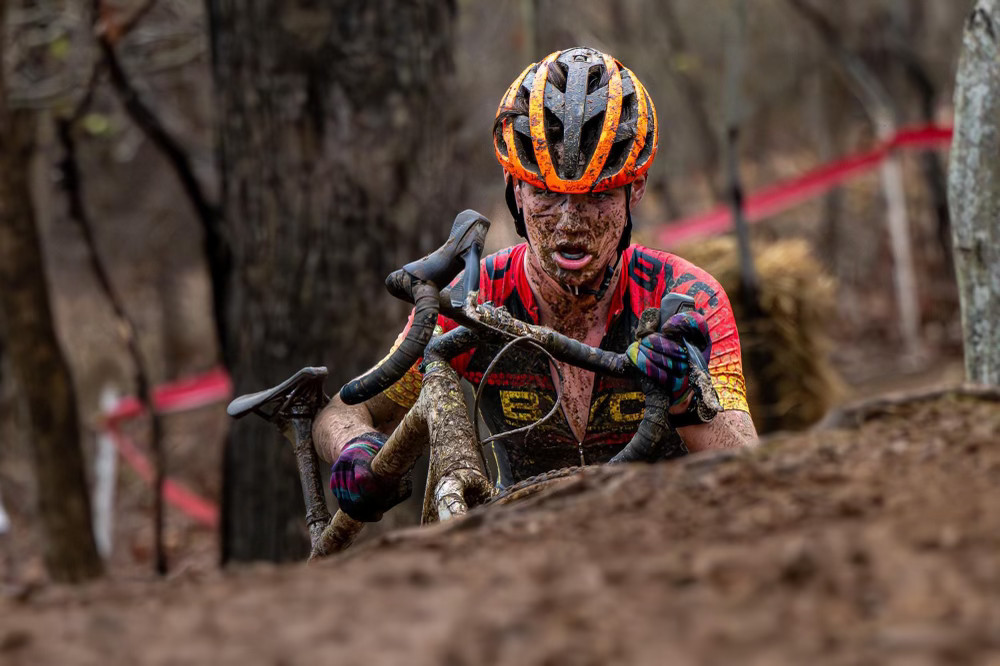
<box><xmin>553</xmin><ymin>245</ymin><xmax>593</xmax><ymax>270</ymax></box>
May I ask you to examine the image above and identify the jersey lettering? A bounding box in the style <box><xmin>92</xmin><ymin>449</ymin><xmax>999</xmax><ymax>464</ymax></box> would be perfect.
<box><xmin>628</xmin><ymin>250</ymin><xmax>663</xmax><ymax>293</ymax></box>
<box><xmin>674</xmin><ymin>272</ymin><xmax>720</xmax><ymax>308</ymax></box>
<box><xmin>588</xmin><ymin>393</ymin><xmax>609</xmax><ymax>422</ymax></box>
<box><xmin>500</xmin><ymin>390</ymin><xmax>543</xmax><ymax>422</ymax></box>
<box><xmin>609</xmin><ymin>391</ymin><xmax>645</xmax><ymax>423</ymax></box>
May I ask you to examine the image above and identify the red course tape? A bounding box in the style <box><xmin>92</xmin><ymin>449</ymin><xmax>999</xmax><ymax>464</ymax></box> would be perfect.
<box><xmin>656</xmin><ymin>124</ymin><xmax>953</xmax><ymax>247</ymax></box>
<box><xmin>101</xmin><ymin>366</ymin><xmax>232</xmax><ymax>527</ymax></box>
<box><xmin>109</xmin><ymin>425</ymin><xmax>220</xmax><ymax>528</ymax></box>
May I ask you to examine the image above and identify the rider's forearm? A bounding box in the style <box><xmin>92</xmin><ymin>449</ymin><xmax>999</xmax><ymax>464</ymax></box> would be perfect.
<box><xmin>313</xmin><ymin>395</ymin><xmax>375</xmax><ymax>463</ymax></box>
<box><xmin>678</xmin><ymin>409</ymin><xmax>758</xmax><ymax>453</ymax></box>
<box><xmin>313</xmin><ymin>393</ymin><xmax>408</xmax><ymax>463</ymax></box>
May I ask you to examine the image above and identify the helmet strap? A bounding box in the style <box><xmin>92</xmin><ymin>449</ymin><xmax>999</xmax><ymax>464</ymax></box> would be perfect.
<box><xmin>618</xmin><ymin>183</ymin><xmax>633</xmax><ymax>257</ymax></box>
<box><xmin>564</xmin><ymin>263</ymin><xmax>616</xmax><ymax>300</ymax></box>
<box><xmin>505</xmin><ymin>178</ymin><xmax>527</xmax><ymax>238</ymax></box>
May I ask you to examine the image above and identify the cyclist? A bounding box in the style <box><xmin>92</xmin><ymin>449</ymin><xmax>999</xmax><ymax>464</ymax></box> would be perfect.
<box><xmin>315</xmin><ymin>47</ymin><xmax>758</xmax><ymax>522</ymax></box>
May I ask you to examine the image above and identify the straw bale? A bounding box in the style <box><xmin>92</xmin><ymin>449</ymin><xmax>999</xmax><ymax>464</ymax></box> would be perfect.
<box><xmin>670</xmin><ymin>237</ymin><xmax>843</xmax><ymax>432</ymax></box>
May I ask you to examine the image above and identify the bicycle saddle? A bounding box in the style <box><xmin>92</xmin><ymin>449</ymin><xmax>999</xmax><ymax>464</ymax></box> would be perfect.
<box><xmin>226</xmin><ymin>366</ymin><xmax>329</xmax><ymax>420</ymax></box>
<box><xmin>386</xmin><ymin>209</ymin><xmax>490</xmax><ymax>304</ymax></box>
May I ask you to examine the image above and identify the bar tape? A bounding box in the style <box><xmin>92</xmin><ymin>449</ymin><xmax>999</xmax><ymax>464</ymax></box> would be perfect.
<box><xmin>656</xmin><ymin>124</ymin><xmax>953</xmax><ymax>247</ymax></box>
<box><xmin>101</xmin><ymin>366</ymin><xmax>232</xmax><ymax>528</ymax></box>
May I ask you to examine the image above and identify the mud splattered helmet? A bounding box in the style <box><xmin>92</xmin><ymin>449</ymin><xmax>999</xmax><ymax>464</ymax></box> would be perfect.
<box><xmin>493</xmin><ymin>48</ymin><xmax>658</xmax><ymax>299</ymax></box>
<box><xmin>494</xmin><ymin>47</ymin><xmax>658</xmax><ymax>195</ymax></box>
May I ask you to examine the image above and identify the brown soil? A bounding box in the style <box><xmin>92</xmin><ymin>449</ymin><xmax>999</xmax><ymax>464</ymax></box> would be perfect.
<box><xmin>2</xmin><ymin>387</ymin><xmax>998</xmax><ymax>665</ymax></box>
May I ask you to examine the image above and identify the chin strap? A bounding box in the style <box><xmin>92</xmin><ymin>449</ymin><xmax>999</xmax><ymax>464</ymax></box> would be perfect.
<box><xmin>564</xmin><ymin>259</ymin><xmax>617</xmax><ymax>300</ymax></box>
<box><xmin>506</xmin><ymin>178</ymin><xmax>527</xmax><ymax>237</ymax></box>
<box><xmin>505</xmin><ymin>180</ymin><xmax>633</xmax><ymax>302</ymax></box>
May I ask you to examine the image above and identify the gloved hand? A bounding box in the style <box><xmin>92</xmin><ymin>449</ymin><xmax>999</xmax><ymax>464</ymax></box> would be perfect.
<box><xmin>626</xmin><ymin>311</ymin><xmax>712</xmax><ymax>410</ymax></box>
<box><xmin>330</xmin><ymin>432</ymin><xmax>412</xmax><ymax>522</ymax></box>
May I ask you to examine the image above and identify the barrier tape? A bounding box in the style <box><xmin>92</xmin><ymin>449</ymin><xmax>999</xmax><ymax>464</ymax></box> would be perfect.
<box><xmin>656</xmin><ymin>124</ymin><xmax>953</xmax><ymax>247</ymax></box>
<box><xmin>106</xmin><ymin>424</ymin><xmax>221</xmax><ymax>528</ymax></box>
<box><xmin>101</xmin><ymin>366</ymin><xmax>232</xmax><ymax>528</ymax></box>
<box><xmin>104</xmin><ymin>366</ymin><xmax>233</xmax><ymax>424</ymax></box>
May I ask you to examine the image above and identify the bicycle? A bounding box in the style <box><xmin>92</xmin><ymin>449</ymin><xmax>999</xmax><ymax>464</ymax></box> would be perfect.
<box><xmin>227</xmin><ymin>210</ymin><xmax>720</xmax><ymax>560</ymax></box>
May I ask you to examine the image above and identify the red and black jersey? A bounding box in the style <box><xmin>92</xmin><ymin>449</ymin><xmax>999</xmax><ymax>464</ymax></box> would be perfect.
<box><xmin>384</xmin><ymin>243</ymin><xmax>747</xmax><ymax>485</ymax></box>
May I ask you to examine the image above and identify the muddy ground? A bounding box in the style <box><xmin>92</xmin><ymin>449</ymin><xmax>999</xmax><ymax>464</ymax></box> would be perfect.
<box><xmin>1</xmin><ymin>387</ymin><xmax>997</xmax><ymax>665</ymax></box>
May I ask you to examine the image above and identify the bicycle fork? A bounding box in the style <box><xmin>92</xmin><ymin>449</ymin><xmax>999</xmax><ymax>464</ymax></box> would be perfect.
<box><xmin>419</xmin><ymin>360</ymin><xmax>492</xmax><ymax>523</ymax></box>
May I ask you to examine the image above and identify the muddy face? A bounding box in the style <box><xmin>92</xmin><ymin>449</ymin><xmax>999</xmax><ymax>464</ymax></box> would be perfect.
<box><xmin>516</xmin><ymin>182</ymin><xmax>628</xmax><ymax>292</ymax></box>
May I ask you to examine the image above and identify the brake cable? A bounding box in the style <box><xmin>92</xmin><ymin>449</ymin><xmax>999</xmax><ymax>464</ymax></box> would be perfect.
<box><xmin>472</xmin><ymin>335</ymin><xmax>565</xmax><ymax>449</ymax></box>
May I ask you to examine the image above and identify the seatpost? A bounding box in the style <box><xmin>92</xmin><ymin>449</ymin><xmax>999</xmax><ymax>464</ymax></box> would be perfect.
<box><xmin>288</xmin><ymin>404</ymin><xmax>333</xmax><ymax>553</ymax></box>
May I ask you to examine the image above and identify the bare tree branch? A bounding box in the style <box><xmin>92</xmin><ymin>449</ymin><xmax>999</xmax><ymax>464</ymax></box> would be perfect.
<box><xmin>659</xmin><ymin>0</ymin><xmax>722</xmax><ymax>201</ymax></box>
<box><xmin>783</xmin><ymin>0</ymin><xmax>922</xmax><ymax>359</ymax></box>
<box><xmin>784</xmin><ymin>0</ymin><xmax>896</xmax><ymax>117</ymax></box>
<box><xmin>56</xmin><ymin>63</ymin><xmax>170</xmax><ymax>572</ymax></box>
<box><xmin>92</xmin><ymin>0</ymin><xmax>228</xmax><ymax>344</ymax></box>
<box><xmin>51</xmin><ymin>0</ymin><xmax>196</xmax><ymax>575</ymax></box>
<box><xmin>94</xmin><ymin>7</ymin><xmax>218</xmax><ymax>232</ymax></box>
<box><xmin>119</xmin><ymin>0</ymin><xmax>159</xmax><ymax>39</ymax></box>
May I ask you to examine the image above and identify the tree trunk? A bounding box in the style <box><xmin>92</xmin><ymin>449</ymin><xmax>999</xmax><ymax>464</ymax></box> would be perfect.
<box><xmin>0</xmin><ymin>26</ymin><xmax>103</xmax><ymax>579</ymax></box>
<box><xmin>207</xmin><ymin>0</ymin><xmax>459</xmax><ymax>562</ymax></box>
<box><xmin>948</xmin><ymin>2</ymin><xmax>1000</xmax><ymax>386</ymax></box>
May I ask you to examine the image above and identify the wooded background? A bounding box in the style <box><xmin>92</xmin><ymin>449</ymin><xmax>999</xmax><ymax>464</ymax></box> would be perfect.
<box><xmin>0</xmin><ymin>0</ymin><xmax>984</xmax><ymax>578</ymax></box>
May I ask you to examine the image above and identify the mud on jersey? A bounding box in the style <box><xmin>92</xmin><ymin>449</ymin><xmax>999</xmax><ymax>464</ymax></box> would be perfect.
<box><xmin>382</xmin><ymin>243</ymin><xmax>748</xmax><ymax>485</ymax></box>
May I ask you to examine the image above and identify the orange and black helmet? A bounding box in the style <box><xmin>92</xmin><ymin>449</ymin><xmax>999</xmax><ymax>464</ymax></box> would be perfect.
<box><xmin>494</xmin><ymin>47</ymin><xmax>658</xmax><ymax>194</ymax></box>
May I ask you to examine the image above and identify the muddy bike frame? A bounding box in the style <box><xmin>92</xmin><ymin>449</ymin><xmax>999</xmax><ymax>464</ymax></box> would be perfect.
<box><xmin>228</xmin><ymin>210</ymin><xmax>719</xmax><ymax>560</ymax></box>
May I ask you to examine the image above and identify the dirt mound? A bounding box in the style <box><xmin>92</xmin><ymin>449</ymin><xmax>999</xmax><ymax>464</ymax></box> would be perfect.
<box><xmin>2</xmin><ymin>388</ymin><xmax>998</xmax><ymax>665</ymax></box>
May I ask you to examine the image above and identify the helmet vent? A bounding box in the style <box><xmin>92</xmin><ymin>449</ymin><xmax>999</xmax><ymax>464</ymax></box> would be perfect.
<box><xmin>548</xmin><ymin>61</ymin><xmax>569</xmax><ymax>93</ymax></box>
<box><xmin>637</xmin><ymin>128</ymin><xmax>655</xmax><ymax>166</ymax></box>
<box><xmin>495</xmin><ymin>127</ymin><xmax>509</xmax><ymax>158</ymax></box>
<box><xmin>619</xmin><ymin>91</ymin><xmax>636</xmax><ymax>125</ymax></box>
<box><xmin>586</xmin><ymin>65</ymin><xmax>609</xmax><ymax>94</ymax></box>
<box><xmin>580</xmin><ymin>111</ymin><xmax>605</xmax><ymax>164</ymax></box>
<box><xmin>543</xmin><ymin>108</ymin><xmax>564</xmax><ymax>174</ymax></box>
<box><xmin>635</xmin><ymin>89</ymin><xmax>656</xmax><ymax>167</ymax></box>
<box><xmin>515</xmin><ymin>131</ymin><xmax>540</xmax><ymax>175</ymax></box>
<box><xmin>601</xmin><ymin>138</ymin><xmax>631</xmax><ymax>181</ymax></box>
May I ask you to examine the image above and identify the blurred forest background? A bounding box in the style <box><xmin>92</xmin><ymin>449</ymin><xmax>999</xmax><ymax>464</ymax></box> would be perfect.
<box><xmin>0</xmin><ymin>0</ymin><xmax>972</xmax><ymax>580</ymax></box>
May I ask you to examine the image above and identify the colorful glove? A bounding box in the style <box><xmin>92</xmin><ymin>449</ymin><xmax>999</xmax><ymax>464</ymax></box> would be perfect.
<box><xmin>626</xmin><ymin>311</ymin><xmax>712</xmax><ymax>408</ymax></box>
<box><xmin>330</xmin><ymin>432</ymin><xmax>411</xmax><ymax>522</ymax></box>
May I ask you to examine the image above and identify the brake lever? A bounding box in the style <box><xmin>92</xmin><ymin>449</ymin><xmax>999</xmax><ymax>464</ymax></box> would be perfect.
<box><xmin>449</xmin><ymin>242</ymin><xmax>481</xmax><ymax>308</ymax></box>
<box><xmin>387</xmin><ymin>210</ymin><xmax>490</xmax><ymax>304</ymax></box>
<box><xmin>659</xmin><ymin>293</ymin><xmax>708</xmax><ymax>374</ymax></box>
